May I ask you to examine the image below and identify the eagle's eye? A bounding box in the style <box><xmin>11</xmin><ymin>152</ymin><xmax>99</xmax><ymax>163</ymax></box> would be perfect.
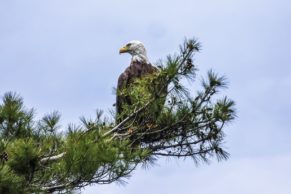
<box><xmin>126</xmin><ymin>43</ymin><xmax>132</xmax><ymax>47</ymax></box>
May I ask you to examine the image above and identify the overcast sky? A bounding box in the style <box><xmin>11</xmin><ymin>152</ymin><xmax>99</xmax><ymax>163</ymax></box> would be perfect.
<box><xmin>0</xmin><ymin>0</ymin><xmax>291</xmax><ymax>193</ymax></box>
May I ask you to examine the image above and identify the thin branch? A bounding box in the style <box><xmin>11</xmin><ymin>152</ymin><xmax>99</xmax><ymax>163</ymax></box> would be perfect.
<box><xmin>103</xmin><ymin>100</ymin><xmax>154</xmax><ymax>137</ymax></box>
<box><xmin>152</xmin><ymin>147</ymin><xmax>214</xmax><ymax>157</ymax></box>
<box><xmin>39</xmin><ymin>152</ymin><xmax>66</xmax><ymax>165</ymax></box>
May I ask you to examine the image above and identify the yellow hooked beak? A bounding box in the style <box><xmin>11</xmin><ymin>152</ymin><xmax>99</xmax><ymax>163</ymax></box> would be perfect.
<box><xmin>119</xmin><ymin>46</ymin><xmax>129</xmax><ymax>54</ymax></box>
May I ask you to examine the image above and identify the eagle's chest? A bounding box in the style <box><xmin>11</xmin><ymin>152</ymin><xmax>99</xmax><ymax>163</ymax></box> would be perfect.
<box><xmin>128</xmin><ymin>64</ymin><xmax>148</xmax><ymax>81</ymax></box>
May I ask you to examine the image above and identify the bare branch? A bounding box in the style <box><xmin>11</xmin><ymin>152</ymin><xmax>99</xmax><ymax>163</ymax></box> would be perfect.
<box><xmin>39</xmin><ymin>152</ymin><xmax>66</xmax><ymax>165</ymax></box>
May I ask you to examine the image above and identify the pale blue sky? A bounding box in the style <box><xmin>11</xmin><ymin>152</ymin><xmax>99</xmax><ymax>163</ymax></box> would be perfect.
<box><xmin>0</xmin><ymin>0</ymin><xmax>291</xmax><ymax>193</ymax></box>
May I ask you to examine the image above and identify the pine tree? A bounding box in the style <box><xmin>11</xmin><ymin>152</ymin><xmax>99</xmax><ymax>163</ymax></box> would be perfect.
<box><xmin>0</xmin><ymin>38</ymin><xmax>236</xmax><ymax>193</ymax></box>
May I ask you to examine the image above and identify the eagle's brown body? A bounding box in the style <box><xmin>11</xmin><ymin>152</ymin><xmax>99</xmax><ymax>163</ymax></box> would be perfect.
<box><xmin>116</xmin><ymin>60</ymin><xmax>157</xmax><ymax>122</ymax></box>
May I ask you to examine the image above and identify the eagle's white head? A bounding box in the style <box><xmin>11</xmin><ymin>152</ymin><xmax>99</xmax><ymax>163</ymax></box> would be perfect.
<box><xmin>119</xmin><ymin>40</ymin><xmax>149</xmax><ymax>63</ymax></box>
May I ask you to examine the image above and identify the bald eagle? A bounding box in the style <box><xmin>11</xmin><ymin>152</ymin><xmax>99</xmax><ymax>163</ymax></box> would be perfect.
<box><xmin>116</xmin><ymin>40</ymin><xmax>163</xmax><ymax>125</ymax></box>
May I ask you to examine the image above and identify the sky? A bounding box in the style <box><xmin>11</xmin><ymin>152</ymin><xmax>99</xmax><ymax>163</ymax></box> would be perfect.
<box><xmin>0</xmin><ymin>0</ymin><xmax>291</xmax><ymax>193</ymax></box>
